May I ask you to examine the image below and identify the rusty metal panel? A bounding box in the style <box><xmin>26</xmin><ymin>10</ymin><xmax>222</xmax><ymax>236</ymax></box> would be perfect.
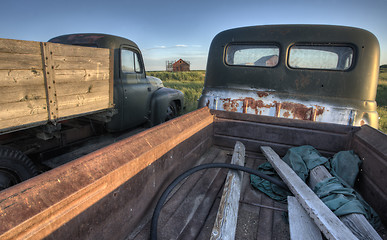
<box><xmin>0</xmin><ymin>107</ymin><xmax>214</xmax><ymax>239</ymax></box>
<box><xmin>200</xmin><ymin>88</ymin><xmax>359</xmax><ymax>125</ymax></box>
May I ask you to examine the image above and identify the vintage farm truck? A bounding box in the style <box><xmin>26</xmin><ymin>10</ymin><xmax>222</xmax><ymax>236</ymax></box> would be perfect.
<box><xmin>0</xmin><ymin>34</ymin><xmax>184</xmax><ymax>190</ymax></box>
<box><xmin>0</xmin><ymin>25</ymin><xmax>386</xmax><ymax>239</ymax></box>
<box><xmin>198</xmin><ymin>25</ymin><xmax>380</xmax><ymax>128</ymax></box>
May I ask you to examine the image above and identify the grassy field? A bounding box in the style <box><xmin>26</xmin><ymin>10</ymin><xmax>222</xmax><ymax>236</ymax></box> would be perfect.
<box><xmin>377</xmin><ymin>65</ymin><xmax>387</xmax><ymax>133</ymax></box>
<box><xmin>147</xmin><ymin>71</ymin><xmax>205</xmax><ymax>113</ymax></box>
<box><xmin>148</xmin><ymin>67</ymin><xmax>387</xmax><ymax>133</ymax></box>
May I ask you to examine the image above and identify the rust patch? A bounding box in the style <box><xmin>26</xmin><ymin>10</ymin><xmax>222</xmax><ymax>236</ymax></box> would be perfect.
<box><xmin>243</xmin><ymin>97</ymin><xmax>275</xmax><ymax>115</ymax></box>
<box><xmin>219</xmin><ymin>97</ymin><xmax>325</xmax><ymax>121</ymax></box>
<box><xmin>206</xmin><ymin>100</ymin><xmax>210</xmax><ymax>107</ymax></box>
<box><xmin>221</xmin><ymin>98</ymin><xmax>239</xmax><ymax>112</ymax></box>
<box><xmin>281</xmin><ymin>102</ymin><xmax>325</xmax><ymax>120</ymax></box>
<box><xmin>360</xmin><ymin>120</ymin><xmax>365</xmax><ymax>126</ymax></box>
<box><xmin>257</xmin><ymin>91</ymin><xmax>269</xmax><ymax>98</ymax></box>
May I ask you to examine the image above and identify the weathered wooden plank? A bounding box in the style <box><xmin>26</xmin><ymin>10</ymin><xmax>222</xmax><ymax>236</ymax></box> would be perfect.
<box><xmin>0</xmin><ymin>85</ymin><xmax>46</xmax><ymax>104</ymax></box>
<box><xmin>309</xmin><ymin>165</ymin><xmax>382</xmax><ymax>240</ymax></box>
<box><xmin>0</xmin><ymin>38</ymin><xmax>41</xmax><ymax>55</ymax></box>
<box><xmin>261</xmin><ymin>146</ymin><xmax>358</xmax><ymax>240</ymax></box>
<box><xmin>211</xmin><ymin>141</ymin><xmax>245</xmax><ymax>240</ymax></box>
<box><xmin>0</xmin><ymin>110</ymin><xmax>48</xmax><ymax>130</ymax></box>
<box><xmin>0</xmin><ymin>99</ymin><xmax>48</xmax><ymax>120</ymax></box>
<box><xmin>55</xmin><ymin>80</ymin><xmax>109</xmax><ymax>96</ymax></box>
<box><xmin>160</xmin><ymin>168</ymin><xmax>224</xmax><ymax>239</ymax></box>
<box><xmin>56</xmin><ymin>92</ymin><xmax>110</xmax><ymax>108</ymax></box>
<box><xmin>256</xmin><ymin>194</ymin><xmax>274</xmax><ymax>240</ymax></box>
<box><xmin>214</xmin><ymin>118</ymin><xmax>351</xmax><ymax>154</ymax></box>
<box><xmin>55</xmin><ymin>69</ymin><xmax>110</xmax><ymax>83</ymax></box>
<box><xmin>52</xmin><ymin>56</ymin><xmax>109</xmax><ymax>70</ymax></box>
<box><xmin>288</xmin><ymin>196</ymin><xmax>323</xmax><ymax>240</ymax></box>
<box><xmin>0</xmin><ymin>70</ymin><xmax>44</xmax><ymax>87</ymax></box>
<box><xmin>0</xmin><ymin>52</ymin><xmax>43</xmax><ymax>70</ymax></box>
<box><xmin>57</xmin><ymin>99</ymin><xmax>111</xmax><ymax>119</ymax></box>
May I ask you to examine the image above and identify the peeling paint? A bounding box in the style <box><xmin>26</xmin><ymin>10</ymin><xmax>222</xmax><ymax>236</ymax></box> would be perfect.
<box><xmin>199</xmin><ymin>88</ymin><xmax>356</xmax><ymax>125</ymax></box>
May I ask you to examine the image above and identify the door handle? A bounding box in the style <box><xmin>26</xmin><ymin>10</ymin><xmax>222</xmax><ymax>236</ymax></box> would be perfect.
<box><xmin>147</xmin><ymin>87</ymin><xmax>151</xmax><ymax>92</ymax></box>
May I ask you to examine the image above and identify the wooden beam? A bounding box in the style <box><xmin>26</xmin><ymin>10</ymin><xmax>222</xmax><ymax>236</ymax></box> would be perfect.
<box><xmin>211</xmin><ymin>141</ymin><xmax>245</xmax><ymax>240</ymax></box>
<box><xmin>260</xmin><ymin>146</ymin><xmax>358</xmax><ymax>240</ymax></box>
<box><xmin>288</xmin><ymin>196</ymin><xmax>322</xmax><ymax>240</ymax></box>
<box><xmin>309</xmin><ymin>165</ymin><xmax>382</xmax><ymax>240</ymax></box>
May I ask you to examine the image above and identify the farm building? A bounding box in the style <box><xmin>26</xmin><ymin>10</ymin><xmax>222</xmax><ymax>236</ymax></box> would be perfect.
<box><xmin>166</xmin><ymin>59</ymin><xmax>190</xmax><ymax>72</ymax></box>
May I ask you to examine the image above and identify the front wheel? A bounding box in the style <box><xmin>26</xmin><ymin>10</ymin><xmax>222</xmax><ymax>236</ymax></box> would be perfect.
<box><xmin>165</xmin><ymin>101</ymin><xmax>178</xmax><ymax>121</ymax></box>
<box><xmin>0</xmin><ymin>146</ymin><xmax>39</xmax><ymax>191</ymax></box>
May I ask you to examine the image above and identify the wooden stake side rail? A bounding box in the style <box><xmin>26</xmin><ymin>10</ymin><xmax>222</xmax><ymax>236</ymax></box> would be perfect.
<box><xmin>260</xmin><ymin>146</ymin><xmax>358</xmax><ymax>240</ymax></box>
<box><xmin>0</xmin><ymin>38</ymin><xmax>112</xmax><ymax>133</ymax></box>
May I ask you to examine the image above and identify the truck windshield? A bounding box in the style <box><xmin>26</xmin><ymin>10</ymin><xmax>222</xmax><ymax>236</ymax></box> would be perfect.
<box><xmin>288</xmin><ymin>45</ymin><xmax>353</xmax><ymax>70</ymax></box>
<box><xmin>226</xmin><ymin>44</ymin><xmax>279</xmax><ymax>67</ymax></box>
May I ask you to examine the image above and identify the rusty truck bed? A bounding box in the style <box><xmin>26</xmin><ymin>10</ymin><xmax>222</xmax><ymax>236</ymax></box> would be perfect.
<box><xmin>0</xmin><ymin>107</ymin><xmax>386</xmax><ymax>239</ymax></box>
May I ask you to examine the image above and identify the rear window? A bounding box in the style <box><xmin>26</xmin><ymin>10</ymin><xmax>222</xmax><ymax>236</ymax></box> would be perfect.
<box><xmin>288</xmin><ymin>45</ymin><xmax>354</xmax><ymax>70</ymax></box>
<box><xmin>226</xmin><ymin>44</ymin><xmax>279</xmax><ymax>67</ymax></box>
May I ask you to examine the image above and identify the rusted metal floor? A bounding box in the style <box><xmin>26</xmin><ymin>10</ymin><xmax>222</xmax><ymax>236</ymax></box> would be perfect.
<box><xmin>126</xmin><ymin>146</ymin><xmax>290</xmax><ymax>240</ymax></box>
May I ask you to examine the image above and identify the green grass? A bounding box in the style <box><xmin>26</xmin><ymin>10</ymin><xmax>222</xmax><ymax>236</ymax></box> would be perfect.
<box><xmin>147</xmin><ymin>71</ymin><xmax>205</xmax><ymax>113</ymax></box>
<box><xmin>377</xmin><ymin>65</ymin><xmax>387</xmax><ymax>133</ymax></box>
<box><xmin>149</xmin><ymin>67</ymin><xmax>387</xmax><ymax>133</ymax></box>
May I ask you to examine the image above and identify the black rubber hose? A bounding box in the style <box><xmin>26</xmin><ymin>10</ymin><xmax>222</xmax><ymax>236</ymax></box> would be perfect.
<box><xmin>150</xmin><ymin>162</ymin><xmax>289</xmax><ymax>240</ymax></box>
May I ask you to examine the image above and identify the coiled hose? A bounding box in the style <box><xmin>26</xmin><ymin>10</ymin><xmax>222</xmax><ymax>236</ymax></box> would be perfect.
<box><xmin>150</xmin><ymin>163</ymin><xmax>288</xmax><ymax>239</ymax></box>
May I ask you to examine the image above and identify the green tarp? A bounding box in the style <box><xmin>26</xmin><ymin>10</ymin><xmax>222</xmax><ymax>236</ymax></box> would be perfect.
<box><xmin>250</xmin><ymin>145</ymin><xmax>380</xmax><ymax>228</ymax></box>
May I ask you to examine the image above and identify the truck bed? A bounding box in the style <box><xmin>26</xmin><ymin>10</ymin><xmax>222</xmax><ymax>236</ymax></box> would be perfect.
<box><xmin>0</xmin><ymin>107</ymin><xmax>386</xmax><ymax>239</ymax></box>
<box><xmin>128</xmin><ymin>146</ymin><xmax>289</xmax><ymax>239</ymax></box>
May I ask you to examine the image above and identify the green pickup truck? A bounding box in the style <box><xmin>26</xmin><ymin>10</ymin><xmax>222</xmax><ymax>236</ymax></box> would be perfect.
<box><xmin>199</xmin><ymin>25</ymin><xmax>380</xmax><ymax>128</ymax></box>
<box><xmin>0</xmin><ymin>34</ymin><xmax>184</xmax><ymax>190</ymax></box>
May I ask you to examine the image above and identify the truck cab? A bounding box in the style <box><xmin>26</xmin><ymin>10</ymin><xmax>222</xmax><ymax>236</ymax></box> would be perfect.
<box><xmin>198</xmin><ymin>25</ymin><xmax>380</xmax><ymax>128</ymax></box>
<box><xmin>49</xmin><ymin>34</ymin><xmax>184</xmax><ymax>130</ymax></box>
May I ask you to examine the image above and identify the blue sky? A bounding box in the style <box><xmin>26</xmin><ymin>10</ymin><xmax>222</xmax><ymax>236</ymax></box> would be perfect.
<box><xmin>1</xmin><ymin>0</ymin><xmax>386</xmax><ymax>70</ymax></box>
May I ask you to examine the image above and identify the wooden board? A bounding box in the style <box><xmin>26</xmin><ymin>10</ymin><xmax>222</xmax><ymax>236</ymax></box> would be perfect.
<box><xmin>261</xmin><ymin>146</ymin><xmax>358</xmax><ymax>240</ymax></box>
<box><xmin>0</xmin><ymin>38</ymin><xmax>112</xmax><ymax>133</ymax></box>
<box><xmin>211</xmin><ymin>141</ymin><xmax>245</xmax><ymax>240</ymax></box>
<box><xmin>288</xmin><ymin>196</ymin><xmax>322</xmax><ymax>240</ymax></box>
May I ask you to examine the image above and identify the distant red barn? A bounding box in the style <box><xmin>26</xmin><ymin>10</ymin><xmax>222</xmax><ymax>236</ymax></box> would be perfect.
<box><xmin>172</xmin><ymin>59</ymin><xmax>190</xmax><ymax>72</ymax></box>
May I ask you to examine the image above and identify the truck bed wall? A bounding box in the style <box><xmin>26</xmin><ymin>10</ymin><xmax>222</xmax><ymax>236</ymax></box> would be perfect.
<box><xmin>0</xmin><ymin>38</ymin><xmax>113</xmax><ymax>134</ymax></box>
<box><xmin>0</xmin><ymin>108</ymin><xmax>385</xmax><ymax>239</ymax></box>
<box><xmin>0</xmin><ymin>108</ymin><xmax>214</xmax><ymax>239</ymax></box>
<box><xmin>212</xmin><ymin>110</ymin><xmax>357</xmax><ymax>156</ymax></box>
<box><xmin>351</xmin><ymin>126</ymin><xmax>387</xmax><ymax>225</ymax></box>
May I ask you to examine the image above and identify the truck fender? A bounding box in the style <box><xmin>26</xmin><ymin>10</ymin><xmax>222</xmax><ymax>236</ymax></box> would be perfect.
<box><xmin>150</xmin><ymin>87</ymin><xmax>184</xmax><ymax>126</ymax></box>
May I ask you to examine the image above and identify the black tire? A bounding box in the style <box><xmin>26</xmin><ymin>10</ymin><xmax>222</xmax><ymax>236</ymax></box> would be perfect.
<box><xmin>165</xmin><ymin>101</ymin><xmax>178</xmax><ymax>121</ymax></box>
<box><xmin>0</xmin><ymin>146</ymin><xmax>39</xmax><ymax>191</ymax></box>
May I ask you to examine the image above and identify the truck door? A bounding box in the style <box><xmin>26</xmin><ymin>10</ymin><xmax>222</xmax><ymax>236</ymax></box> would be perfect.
<box><xmin>120</xmin><ymin>47</ymin><xmax>150</xmax><ymax>128</ymax></box>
